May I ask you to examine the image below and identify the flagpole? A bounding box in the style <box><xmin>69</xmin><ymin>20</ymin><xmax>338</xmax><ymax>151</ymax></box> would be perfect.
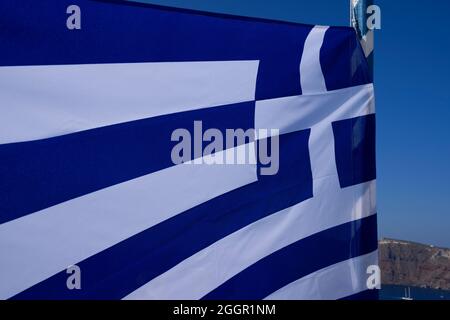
<box><xmin>350</xmin><ymin>0</ymin><xmax>374</xmax><ymax>77</ymax></box>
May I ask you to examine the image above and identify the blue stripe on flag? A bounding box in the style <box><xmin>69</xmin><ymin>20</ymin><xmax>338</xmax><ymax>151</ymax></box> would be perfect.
<box><xmin>320</xmin><ymin>27</ymin><xmax>372</xmax><ymax>91</ymax></box>
<box><xmin>0</xmin><ymin>0</ymin><xmax>313</xmax><ymax>100</ymax></box>
<box><xmin>202</xmin><ymin>214</ymin><xmax>378</xmax><ymax>300</ymax></box>
<box><xmin>333</xmin><ymin>114</ymin><xmax>376</xmax><ymax>188</ymax></box>
<box><xmin>10</xmin><ymin>130</ymin><xmax>313</xmax><ymax>300</ymax></box>
<box><xmin>0</xmin><ymin>101</ymin><xmax>254</xmax><ymax>224</ymax></box>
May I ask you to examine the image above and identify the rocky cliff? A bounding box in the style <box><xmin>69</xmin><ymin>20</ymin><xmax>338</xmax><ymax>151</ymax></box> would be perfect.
<box><xmin>379</xmin><ymin>238</ymin><xmax>450</xmax><ymax>290</ymax></box>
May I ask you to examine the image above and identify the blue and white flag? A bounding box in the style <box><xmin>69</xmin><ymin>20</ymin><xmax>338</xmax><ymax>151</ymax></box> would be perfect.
<box><xmin>0</xmin><ymin>0</ymin><xmax>378</xmax><ymax>300</ymax></box>
<box><xmin>351</xmin><ymin>0</ymin><xmax>374</xmax><ymax>71</ymax></box>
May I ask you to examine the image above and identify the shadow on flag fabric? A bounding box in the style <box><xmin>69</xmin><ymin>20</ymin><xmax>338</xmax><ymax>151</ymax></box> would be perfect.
<box><xmin>0</xmin><ymin>0</ymin><xmax>378</xmax><ymax>300</ymax></box>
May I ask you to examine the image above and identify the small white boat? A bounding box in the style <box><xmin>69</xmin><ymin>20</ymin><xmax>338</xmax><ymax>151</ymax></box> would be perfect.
<box><xmin>401</xmin><ymin>287</ymin><xmax>413</xmax><ymax>300</ymax></box>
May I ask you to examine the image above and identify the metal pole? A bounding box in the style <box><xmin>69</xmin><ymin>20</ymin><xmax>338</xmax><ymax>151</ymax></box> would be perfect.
<box><xmin>351</xmin><ymin>0</ymin><xmax>374</xmax><ymax>77</ymax></box>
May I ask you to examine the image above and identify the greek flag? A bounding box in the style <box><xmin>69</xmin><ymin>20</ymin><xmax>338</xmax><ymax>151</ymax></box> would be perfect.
<box><xmin>0</xmin><ymin>0</ymin><xmax>378</xmax><ymax>300</ymax></box>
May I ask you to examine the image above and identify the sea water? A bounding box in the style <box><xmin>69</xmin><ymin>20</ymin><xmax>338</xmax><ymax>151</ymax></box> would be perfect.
<box><xmin>380</xmin><ymin>285</ymin><xmax>450</xmax><ymax>300</ymax></box>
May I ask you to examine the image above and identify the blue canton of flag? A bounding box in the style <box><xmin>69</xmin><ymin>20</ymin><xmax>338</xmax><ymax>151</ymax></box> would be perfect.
<box><xmin>0</xmin><ymin>0</ymin><xmax>377</xmax><ymax>300</ymax></box>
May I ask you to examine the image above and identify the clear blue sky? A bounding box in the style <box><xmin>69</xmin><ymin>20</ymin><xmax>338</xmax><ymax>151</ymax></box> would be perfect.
<box><xmin>129</xmin><ymin>0</ymin><xmax>450</xmax><ymax>247</ymax></box>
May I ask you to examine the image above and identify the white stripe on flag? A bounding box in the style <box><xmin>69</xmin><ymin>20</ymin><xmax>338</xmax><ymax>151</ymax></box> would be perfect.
<box><xmin>255</xmin><ymin>84</ymin><xmax>374</xmax><ymax>139</ymax></box>
<box><xmin>299</xmin><ymin>26</ymin><xmax>329</xmax><ymax>94</ymax></box>
<box><xmin>0</xmin><ymin>61</ymin><xmax>259</xmax><ymax>144</ymax></box>
<box><xmin>0</xmin><ymin>144</ymin><xmax>257</xmax><ymax>299</ymax></box>
<box><xmin>265</xmin><ymin>250</ymin><xmax>379</xmax><ymax>300</ymax></box>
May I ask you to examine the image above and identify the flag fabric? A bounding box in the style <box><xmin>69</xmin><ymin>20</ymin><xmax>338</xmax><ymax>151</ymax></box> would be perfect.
<box><xmin>0</xmin><ymin>0</ymin><xmax>377</xmax><ymax>300</ymax></box>
<box><xmin>351</xmin><ymin>0</ymin><xmax>374</xmax><ymax>71</ymax></box>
